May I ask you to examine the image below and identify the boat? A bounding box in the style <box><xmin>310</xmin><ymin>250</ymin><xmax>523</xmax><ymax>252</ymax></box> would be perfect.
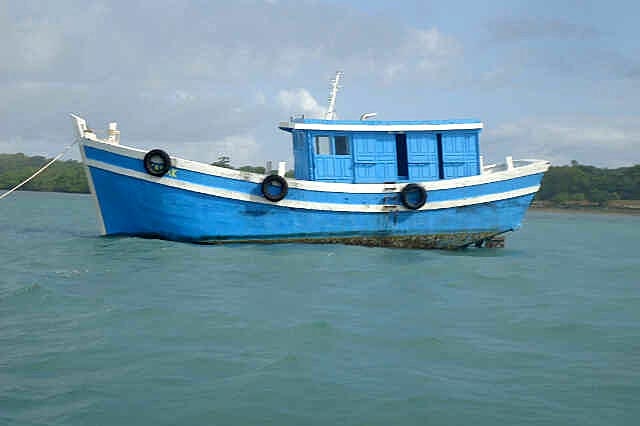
<box><xmin>71</xmin><ymin>73</ymin><xmax>549</xmax><ymax>249</ymax></box>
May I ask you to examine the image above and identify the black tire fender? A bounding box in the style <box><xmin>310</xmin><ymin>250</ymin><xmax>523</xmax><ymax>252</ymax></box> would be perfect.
<box><xmin>143</xmin><ymin>149</ymin><xmax>172</xmax><ymax>177</ymax></box>
<box><xmin>261</xmin><ymin>175</ymin><xmax>288</xmax><ymax>202</ymax></box>
<box><xmin>400</xmin><ymin>183</ymin><xmax>427</xmax><ymax>210</ymax></box>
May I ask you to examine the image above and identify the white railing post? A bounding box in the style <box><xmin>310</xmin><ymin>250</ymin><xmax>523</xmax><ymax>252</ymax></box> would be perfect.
<box><xmin>108</xmin><ymin>122</ymin><xmax>120</xmax><ymax>144</ymax></box>
<box><xmin>505</xmin><ymin>156</ymin><xmax>514</xmax><ymax>170</ymax></box>
<box><xmin>278</xmin><ymin>162</ymin><xmax>286</xmax><ymax>177</ymax></box>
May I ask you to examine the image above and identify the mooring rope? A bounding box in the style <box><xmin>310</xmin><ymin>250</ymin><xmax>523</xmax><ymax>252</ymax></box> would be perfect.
<box><xmin>0</xmin><ymin>139</ymin><xmax>79</xmax><ymax>201</ymax></box>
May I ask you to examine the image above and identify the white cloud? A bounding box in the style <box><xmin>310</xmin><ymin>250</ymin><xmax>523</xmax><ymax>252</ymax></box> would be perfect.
<box><xmin>212</xmin><ymin>132</ymin><xmax>262</xmax><ymax>166</ymax></box>
<box><xmin>254</xmin><ymin>91</ymin><xmax>266</xmax><ymax>106</ymax></box>
<box><xmin>276</xmin><ymin>89</ymin><xmax>326</xmax><ymax>118</ymax></box>
<box><xmin>172</xmin><ymin>90</ymin><xmax>196</xmax><ymax>103</ymax></box>
<box><xmin>0</xmin><ymin>17</ymin><xmax>61</xmax><ymax>73</ymax></box>
<box><xmin>411</xmin><ymin>28</ymin><xmax>461</xmax><ymax>71</ymax></box>
<box><xmin>20</xmin><ymin>21</ymin><xmax>62</xmax><ymax>71</ymax></box>
<box><xmin>485</xmin><ymin>117</ymin><xmax>640</xmax><ymax>167</ymax></box>
<box><xmin>168</xmin><ymin>132</ymin><xmax>261</xmax><ymax>167</ymax></box>
<box><xmin>488</xmin><ymin>17</ymin><xmax>601</xmax><ymax>42</ymax></box>
<box><xmin>383</xmin><ymin>28</ymin><xmax>462</xmax><ymax>82</ymax></box>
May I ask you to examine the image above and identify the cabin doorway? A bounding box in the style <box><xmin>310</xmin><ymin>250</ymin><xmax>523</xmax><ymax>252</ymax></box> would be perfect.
<box><xmin>395</xmin><ymin>134</ymin><xmax>409</xmax><ymax>180</ymax></box>
<box><xmin>436</xmin><ymin>133</ymin><xmax>445</xmax><ymax>179</ymax></box>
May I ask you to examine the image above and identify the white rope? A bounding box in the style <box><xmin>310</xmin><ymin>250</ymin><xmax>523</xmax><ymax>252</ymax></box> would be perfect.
<box><xmin>0</xmin><ymin>139</ymin><xmax>79</xmax><ymax>201</ymax></box>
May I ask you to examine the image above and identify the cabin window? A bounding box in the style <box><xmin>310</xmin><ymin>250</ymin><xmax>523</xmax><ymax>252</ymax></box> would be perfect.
<box><xmin>315</xmin><ymin>136</ymin><xmax>331</xmax><ymax>155</ymax></box>
<box><xmin>334</xmin><ymin>136</ymin><xmax>350</xmax><ymax>155</ymax></box>
<box><xmin>314</xmin><ymin>134</ymin><xmax>351</xmax><ymax>156</ymax></box>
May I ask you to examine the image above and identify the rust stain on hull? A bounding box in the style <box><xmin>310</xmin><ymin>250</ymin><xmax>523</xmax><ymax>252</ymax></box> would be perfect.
<box><xmin>197</xmin><ymin>231</ymin><xmax>509</xmax><ymax>250</ymax></box>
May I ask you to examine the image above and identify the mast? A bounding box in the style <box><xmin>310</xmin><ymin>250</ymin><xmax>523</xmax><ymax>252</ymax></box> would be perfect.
<box><xmin>325</xmin><ymin>71</ymin><xmax>343</xmax><ymax>120</ymax></box>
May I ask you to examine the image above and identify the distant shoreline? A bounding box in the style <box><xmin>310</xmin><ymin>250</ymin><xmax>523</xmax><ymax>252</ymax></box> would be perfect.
<box><xmin>0</xmin><ymin>188</ymin><xmax>89</xmax><ymax>195</ymax></box>
<box><xmin>529</xmin><ymin>205</ymin><xmax>640</xmax><ymax>216</ymax></box>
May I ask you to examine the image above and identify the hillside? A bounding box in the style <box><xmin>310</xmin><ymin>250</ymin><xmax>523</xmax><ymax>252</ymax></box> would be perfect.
<box><xmin>0</xmin><ymin>153</ymin><xmax>89</xmax><ymax>193</ymax></box>
<box><xmin>534</xmin><ymin>161</ymin><xmax>640</xmax><ymax>206</ymax></box>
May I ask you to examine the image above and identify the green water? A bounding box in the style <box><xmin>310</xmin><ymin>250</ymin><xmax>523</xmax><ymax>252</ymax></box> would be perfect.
<box><xmin>1</xmin><ymin>192</ymin><xmax>639</xmax><ymax>425</ymax></box>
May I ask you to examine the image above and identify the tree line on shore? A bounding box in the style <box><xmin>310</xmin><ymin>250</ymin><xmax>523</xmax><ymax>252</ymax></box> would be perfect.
<box><xmin>536</xmin><ymin>161</ymin><xmax>640</xmax><ymax>205</ymax></box>
<box><xmin>0</xmin><ymin>153</ymin><xmax>89</xmax><ymax>193</ymax></box>
<box><xmin>1</xmin><ymin>153</ymin><xmax>639</xmax><ymax>206</ymax></box>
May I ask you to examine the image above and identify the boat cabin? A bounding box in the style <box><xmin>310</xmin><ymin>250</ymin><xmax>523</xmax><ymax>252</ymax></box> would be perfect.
<box><xmin>278</xmin><ymin>118</ymin><xmax>483</xmax><ymax>183</ymax></box>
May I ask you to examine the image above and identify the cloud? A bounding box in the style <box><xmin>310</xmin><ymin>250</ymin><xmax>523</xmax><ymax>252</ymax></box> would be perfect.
<box><xmin>382</xmin><ymin>28</ymin><xmax>462</xmax><ymax>82</ymax></box>
<box><xmin>172</xmin><ymin>132</ymin><xmax>262</xmax><ymax>167</ymax></box>
<box><xmin>0</xmin><ymin>1</ymin><xmax>462</xmax><ymax>87</ymax></box>
<box><xmin>0</xmin><ymin>0</ymin><xmax>465</xmax><ymax>167</ymax></box>
<box><xmin>276</xmin><ymin>89</ymin><xmax>325</xmax><ymax>118</ymax></box>
<box><xmin>487</xmin><ymin>17</ymin><xmax>601</xmax><ymax>42</ymax></box>
<box><xmin>484</xmin><ymin>117</ymin><xmax>640</xmax><ymax>167</ymax></box>
<box><xmin>505</xmin><ymin>46</ymin><xmax>640</xmax><ymax>83</ymax></box>
<box><xmin>14</xmin><ymin>20</ymin><xmax>62</xmax><ymax>71</ymax></box>
<box><xmin>473</xmin><ymin>16</ymin><xmax>639</xmax><ymax>88</ymax></box>
<box><xmin>408</xmin><ymin>28</ymin><xmax>462</xmax><ymax>73</ymax></box>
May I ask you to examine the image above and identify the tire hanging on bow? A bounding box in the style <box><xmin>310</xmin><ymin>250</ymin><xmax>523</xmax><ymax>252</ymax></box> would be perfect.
<box><xmin>143</xmin><ymin>149</ymin><xmax>172</xmax><ymax>177</ymax></box>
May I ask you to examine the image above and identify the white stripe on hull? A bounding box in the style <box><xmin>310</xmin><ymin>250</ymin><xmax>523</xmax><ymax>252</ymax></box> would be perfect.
<box><xmin>86</xmin><ymin>158</ymin><xmax>539</xmax><ymax>213</ymax></box>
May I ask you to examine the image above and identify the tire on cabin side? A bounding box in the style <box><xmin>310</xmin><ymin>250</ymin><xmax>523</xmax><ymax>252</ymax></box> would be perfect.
<box><xmin>261</xmin><ymin>175</ymin><xmax>289</xmax><ymax>202</ymax></box>
<box><xmin>143</xmin><ymin>149</ymin><xmax>172</xmax><ymax>177</ymax></box>
<box><xmin>400</xmin><ymin>183</ymin><xmax>427</xmax><ymax>210</ymax></box>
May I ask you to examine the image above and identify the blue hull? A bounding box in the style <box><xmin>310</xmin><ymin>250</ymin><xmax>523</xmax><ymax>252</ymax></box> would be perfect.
<box><xmin>84</xmin><ymin>144</ymin><xmax>542</xmax><ymax>248</ymax></box>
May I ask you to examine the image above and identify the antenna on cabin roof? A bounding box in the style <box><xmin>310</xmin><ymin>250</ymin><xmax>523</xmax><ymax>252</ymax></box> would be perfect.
<box><xmin>325</xmin><ymin>71</ymin><xmax>343</xmax><ymax>120</ymax></box>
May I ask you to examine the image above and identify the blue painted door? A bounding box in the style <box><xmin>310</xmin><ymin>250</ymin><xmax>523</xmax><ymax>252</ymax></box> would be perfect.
<box><xmin>292</xmin><ymin>131</ymin><xmax>310</xmax><ymax>180</ymax></box>
<box><xmin>441</xmin><ymin>132</ymin><xmax>479</xmax><ymax>178</ymax></box>
<box><xmin>353</xmin><ymin>134</ymin><xmax>397</xmax><ymax>183</ymax></box>
<box><xmin>407</xmin><ymin>133</ymin><xmax>439</xmax><ymax>181</ymax></box>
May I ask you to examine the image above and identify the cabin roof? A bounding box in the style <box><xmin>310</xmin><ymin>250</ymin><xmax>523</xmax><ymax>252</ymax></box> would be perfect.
<box><xmin>279</xmin><ymin>118</ymin><xmax>483</xmax><ymax>133</ymax></box>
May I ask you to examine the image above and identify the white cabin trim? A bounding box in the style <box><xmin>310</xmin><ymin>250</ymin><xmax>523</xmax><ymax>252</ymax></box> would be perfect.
<box><xmin>279</xmin><ymin>122</ymin><xmax>484</xmax><ymax>132</ymax></box>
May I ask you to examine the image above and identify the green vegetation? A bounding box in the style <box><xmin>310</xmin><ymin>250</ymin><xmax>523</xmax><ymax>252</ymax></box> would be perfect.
<box><xmin>210</xmin><ymin>155</ymin><xmax>233</xmax><ymax>168</ymax></box>
<box><xmin>0</xmin><ymin>153</ymin><xmax>89</xmax><ymax>193</ymax></box>
<box><xmin>535</xmin><ymin>161</ymin><xmax>640</xmax><ymax>207</ymax></box>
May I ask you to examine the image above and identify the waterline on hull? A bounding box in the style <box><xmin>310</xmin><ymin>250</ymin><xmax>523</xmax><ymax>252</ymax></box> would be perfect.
<box><xmin>104</xmin><ymin>230</ymin><xmax>510</xmax><ymax>250</ymax></box>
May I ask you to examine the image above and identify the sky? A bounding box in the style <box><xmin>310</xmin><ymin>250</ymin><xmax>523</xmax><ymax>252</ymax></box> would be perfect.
<box><xmin>1</xmin><ymin>0</ymin><xmax>639</xmax><ymax>167</ymax></box>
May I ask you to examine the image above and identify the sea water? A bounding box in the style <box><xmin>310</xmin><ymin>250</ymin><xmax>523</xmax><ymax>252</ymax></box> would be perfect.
<box><xmin>1</xmin><ymin>192</ymin><xmax>639</xmax><ymax>425</ymax></box>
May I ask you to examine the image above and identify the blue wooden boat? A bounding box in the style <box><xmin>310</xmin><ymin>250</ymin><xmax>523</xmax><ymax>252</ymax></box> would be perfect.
<box><xmin>71</xmin><ymin>74</ymin><xmax>549</xmax><ymax>249</ymax></box>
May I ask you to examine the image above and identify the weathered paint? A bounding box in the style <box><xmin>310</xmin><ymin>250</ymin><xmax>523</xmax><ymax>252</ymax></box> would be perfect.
<box><xmin>104</xmin><ymin>232</ymin><xmax>506</xmax><ymax>250</ymax></box>
<box><xmin>196</xmin><ymin>231</ymin><xmax>506</xmax><ymax>250</ymax></box>
<box><xmin>482</xmin><ymin>236</ymin><xmax>506</xmax><ymax>248</ymax></box>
